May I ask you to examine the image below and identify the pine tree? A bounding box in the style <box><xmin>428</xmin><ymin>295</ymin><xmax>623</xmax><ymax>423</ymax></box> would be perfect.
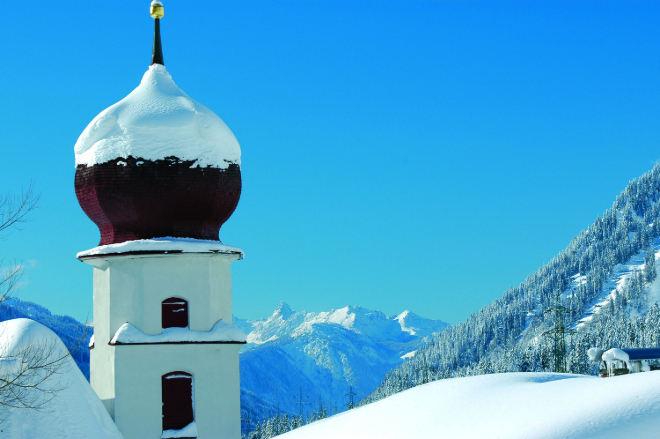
<box><xmin>290</xmin><ymin>415</ymin><xmax>299</xmax><ymax>430</ymax></box>
<box><xmin>645</xmin><ymin>244</ymin><xmax>657</xmax><ymax>282</ymax></box>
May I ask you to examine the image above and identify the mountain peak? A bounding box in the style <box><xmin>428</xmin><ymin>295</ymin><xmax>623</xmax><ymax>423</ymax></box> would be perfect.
<box><xmin>272</xmin><ymin>301</ymin><xmax>294</xmax><ymax>320</ymax></box>
<box><xmin>395</xmin><ymin>310</ymin><xmax>412</xmax><ymax>320</ymax></box>
<box><xmin>395</xmin><ymin>310</ymin><xmax>449</xmax><ymax>336</ymax></box>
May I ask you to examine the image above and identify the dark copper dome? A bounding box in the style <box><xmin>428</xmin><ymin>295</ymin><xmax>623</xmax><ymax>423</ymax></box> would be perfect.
<box><xmin>75</xmin><ymin>157</ymin><xmax>241</xmax><ymax>246</ymax></box>
<box><xmin>74</xmin><ymin>62</ymin><xmax>242</xmax><ymax>246</ymax></box>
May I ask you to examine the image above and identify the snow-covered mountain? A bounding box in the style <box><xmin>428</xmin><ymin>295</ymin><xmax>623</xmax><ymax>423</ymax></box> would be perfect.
<box><xmin>235</xmin><ymin>302</ymin><xmax>446</xmax><ymax>353</ymax></box>
<box><xmin>234</xmin><ymin>303</ymin><xmax>448</xmax><ymax>421</ymax></box>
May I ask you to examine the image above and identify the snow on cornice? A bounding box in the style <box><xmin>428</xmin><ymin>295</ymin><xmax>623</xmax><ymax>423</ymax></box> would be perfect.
<box><xmin>162</xmin><ymin>421</ymin><xmax>198</xmax><ymax>439</ymax></box>
<box><xmin>110</xmin><ymin>320</ymin><xmax>246</xmax><ymax>345</ymax></box>
<box><xmin>74</xmin><ymin>64</ymin><xmax>241</xmax><ymax>169</ymax></box>
<box><xmin>77</xmin><ymin>237</ymin><xmax>243</xmax><ymax>259</ymax></box>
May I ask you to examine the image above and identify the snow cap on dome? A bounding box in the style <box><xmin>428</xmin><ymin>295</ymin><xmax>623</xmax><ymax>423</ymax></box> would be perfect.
<box><xmin>74</xmin><ymin>64</ymin><xmax>241</xmax><ymax>169</ymax></box>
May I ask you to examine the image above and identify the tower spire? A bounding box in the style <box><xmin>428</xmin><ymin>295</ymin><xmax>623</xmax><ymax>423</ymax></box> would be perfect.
<box><xmin>150</xmin><ymin>1</ymin><xmax>165</xmax><ymax>66</ymax></box>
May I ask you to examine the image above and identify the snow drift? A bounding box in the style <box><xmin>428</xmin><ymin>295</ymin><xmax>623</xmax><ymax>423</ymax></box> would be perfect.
<box><xmin>0</xmin><ymin>318</ymin><xmax>123</xmax><ymax>439</ymax></box>
<box><xmin>279</xmin><ymin>372</ymin><xmax>660</xmax><ymax>439</ymax></box>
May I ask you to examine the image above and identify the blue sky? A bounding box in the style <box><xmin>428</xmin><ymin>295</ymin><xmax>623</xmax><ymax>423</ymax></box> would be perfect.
<box><xmin>0</xmin><ymin>1</ymin><xmax>659</xmax><ymax>324</ymax></box>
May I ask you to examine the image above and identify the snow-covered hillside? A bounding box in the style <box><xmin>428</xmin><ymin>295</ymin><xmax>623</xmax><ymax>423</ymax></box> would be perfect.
<box><xmin>279</xmin><ymin>372</ymin><xmax>660</xmax><ymax>439</ymax></box>
<box><xmin>235</xmin><ymin>303</ymin><xmax>448</xmax><ymax>420</ymax></box>
<box><xmin>0</xmin><ymin>319</ymin><xmax>122</xmax><ymax>439</ymax></box>
<box><xmin>362</xmin><ymin>165</ymin><xmax>660</xmax><ymax>406</ymax></box>
<box><xmin>574</xmin><ymin>240</ymin><xmax>660</xmax><ymax>330</ymax></box>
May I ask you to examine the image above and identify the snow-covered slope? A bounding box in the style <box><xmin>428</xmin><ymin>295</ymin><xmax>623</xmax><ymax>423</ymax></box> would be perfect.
<box><xmin>0</xmin><ymin>319</ymin><xmax>123</xmax><ymax>439</ymax></box>
<box><xmin>0</xmin><ymin>298</ymin><xmax>91</xmax><ymax>379</ymax></box>
<box><xmin>574</xmin><ymin>240</ymin><xmax>660</xmax><ymax>330</ymax></box>
<box><xmin>235</xmin><ymin>303</ymin><xmax>448</xmax><ymax>419</ymax></box>
<box><xmin>279</xmin><ymin>372</ymin><xmax>660</xmax><ymax>439</ymax></box>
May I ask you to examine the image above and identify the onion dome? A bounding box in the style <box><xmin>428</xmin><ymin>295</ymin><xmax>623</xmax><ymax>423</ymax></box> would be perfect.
<box><xmin>74</xmin><ymin>1</ymin><xmax>241</xmax><ymax>246</ymax></box>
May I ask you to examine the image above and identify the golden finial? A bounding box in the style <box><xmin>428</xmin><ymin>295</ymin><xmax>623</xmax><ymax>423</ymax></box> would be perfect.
<box><xmin>150</xmin><ymin>1</ymin><xmax>164</xmax><ymax>19</ymax></box>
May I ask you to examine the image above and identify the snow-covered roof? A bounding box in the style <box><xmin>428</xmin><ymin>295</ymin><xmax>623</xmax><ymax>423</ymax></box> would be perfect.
<box><xmin>587</xmin><ymin>347</ymin><xmax>605</xmax><ymax>361</ymax></box>
<box><xmin>622</xmin><ymin>347</ymin><xmax>660</xmax><ymax>360</ymax></box>
<box><xmin>591</xmin><ymin>347</ymin><xmax>660</xmax><ymax>363</ymax></box>
<box><xmin>602</xmin><ymin>348</ymin><xmax>630</xmax><ymax>364</ymax></box>
<box><xmin>74</xmin><ymin>64</ymin><xmax>240</xmax><ymax>169</ymax></box>
<box><xmin>110</xmin><ymin>320</ymin><xmax>246</xmax><ymax>345</ymax></box>
<box><xmin>77</xmin><ymin>237</ymin><xmax>243</xmax><ymax>259</ymax></box>
<box><xmin>278</xmin><ymin>372</ymin><xmax>660</xmax><ymax>439</ymax></box>
<box><xmin>0</xmin><ymin>319</ymin><xmax>123</xmax><ymax>439</ymax></box>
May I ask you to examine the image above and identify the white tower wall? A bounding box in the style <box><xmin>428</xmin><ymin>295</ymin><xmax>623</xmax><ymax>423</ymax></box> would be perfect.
<box><xmin>85</xmin><ymin>251</ymin><xmax>243</xmax><ymax>439</ymax></box>
<box><xmin>113</xmin><ymin>344</ymin><xmax>242</xmax><ymax>439</ymax></box>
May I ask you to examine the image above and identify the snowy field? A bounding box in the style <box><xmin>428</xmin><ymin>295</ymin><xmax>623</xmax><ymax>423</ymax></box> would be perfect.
<box><xmin>279</xmin><ymin>372</ymin><xmax>660</xmax><ymax>439</ymax></box>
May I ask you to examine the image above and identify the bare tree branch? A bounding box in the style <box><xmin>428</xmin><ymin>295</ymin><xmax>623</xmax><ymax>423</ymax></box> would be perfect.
<box><xmin>0</xmin><ymin>263</ymin><xmax>23</xmax><ymax>305</ymax></box>
<box><xmin>0</xmin><ymin>183</ymin><xmax>39</xmax><ymax>236</ymax></box>
<box><xmin>0</xmin><ymin>184</ymin><xmax>39</xmax><ymax>304</ymax></box>
<box><xmin>0</xmin><ymin>336</ymin><xmax>69</xmax><ymax>422</ymax></box>
<box><xmin>0</xmin><ymin>322</ymin><xmax>90</xmax><ymax>423</ymax></box>
<box><xmin>0</xmin><ymin>184</ymin><xmax>75</xmax><ymax>423</ymax></box>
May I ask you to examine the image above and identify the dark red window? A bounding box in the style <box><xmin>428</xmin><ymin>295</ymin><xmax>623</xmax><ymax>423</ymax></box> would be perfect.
<box><xmin>162</xmin><ymin>372</ymin><xmax>194</xmax><ymax>432</ymax></box>
<box><xmin>162</xmin><ymin>297</ymin><xmax>189</xmax><ymax>329</ymax></box>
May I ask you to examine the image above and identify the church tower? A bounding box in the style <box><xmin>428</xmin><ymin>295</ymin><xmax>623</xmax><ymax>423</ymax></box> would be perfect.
<box><xmin>74</xmin><ymin>2</ymin><xmax>245</xmax><ymax>438</ymax></box>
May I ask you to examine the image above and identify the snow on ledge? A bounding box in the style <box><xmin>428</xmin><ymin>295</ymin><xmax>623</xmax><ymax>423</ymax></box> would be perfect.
<box><xmin>161</xmin><ymin>421</ymin><xmax>198</xmax><ymax>439</ymax></box>
<box><xmin>110</xmin><ymin>320</ymin><xmax>247</xmax><ymax>345</ymax></box>
<box><xmin>77</xmin><ymin>237</ymin><xmax>243</xmax><ymax>259</ymax></box>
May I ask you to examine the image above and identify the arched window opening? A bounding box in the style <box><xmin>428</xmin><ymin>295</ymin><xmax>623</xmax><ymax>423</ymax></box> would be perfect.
<box><xmin>162</xmin><ymin>371</ymin><xmax>195</xmax><ymax>435</ymax></box>
<box><xmin>162</xmin><ymin>297</ymin><xmax>189</xmax><ymax>329</ymax></box>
